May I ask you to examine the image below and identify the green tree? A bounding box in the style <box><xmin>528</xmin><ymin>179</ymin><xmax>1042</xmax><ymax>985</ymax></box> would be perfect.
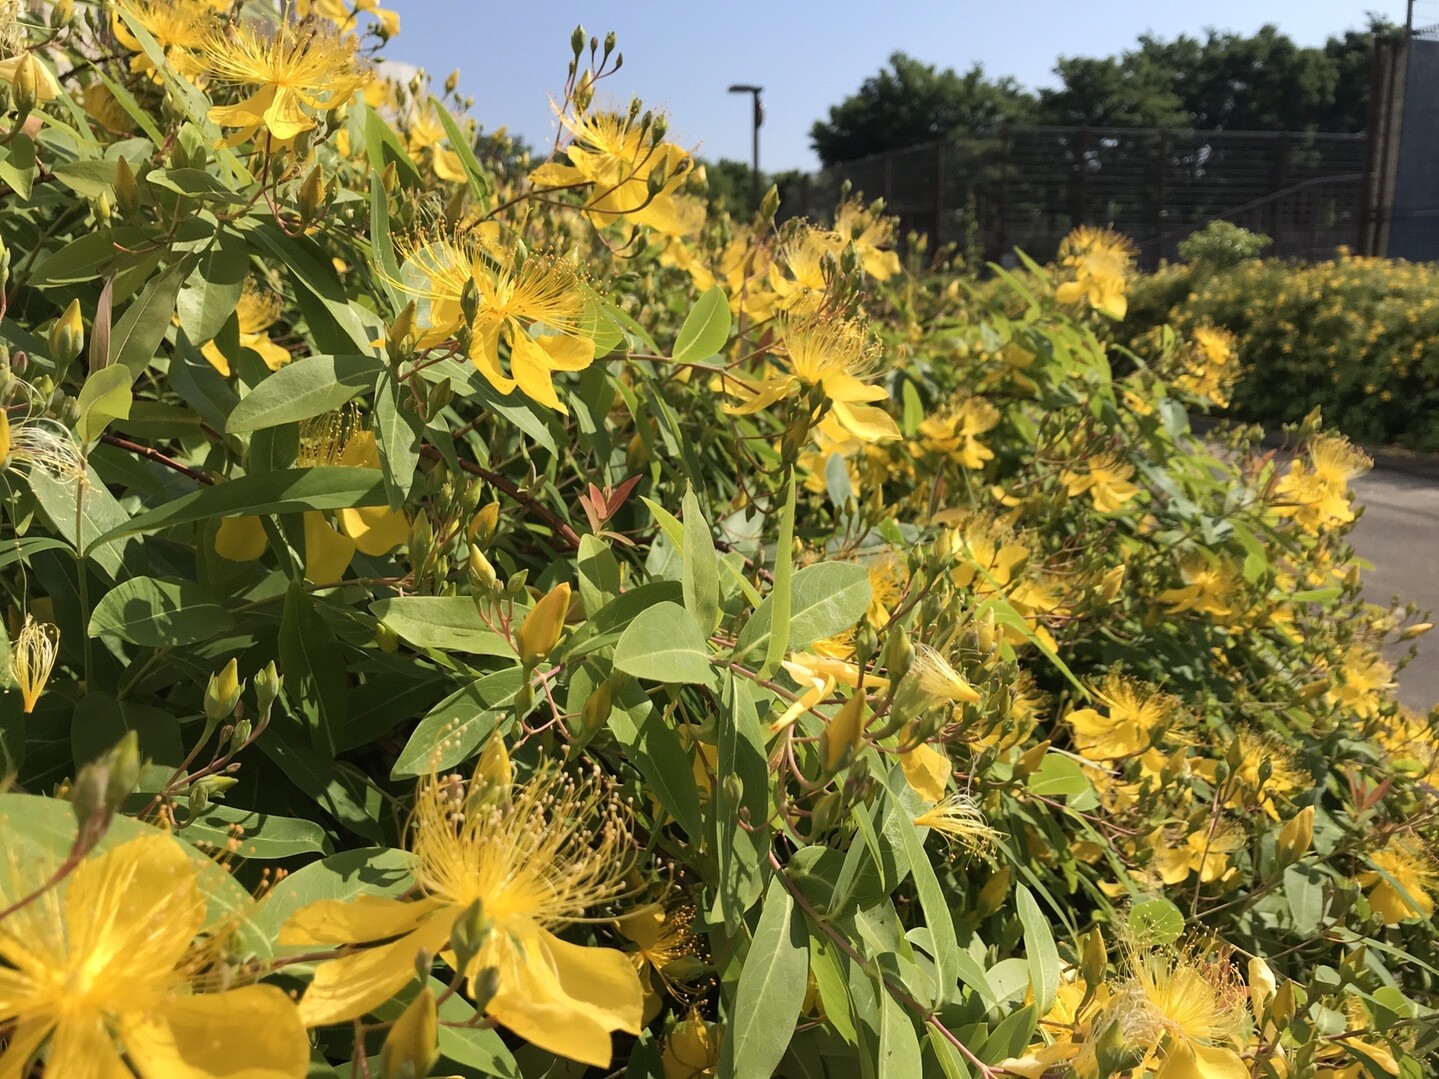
<box><xmin>809</xmin><ymin>51</ymin><xmax>1033</xmax><ymax>166</ymax></box>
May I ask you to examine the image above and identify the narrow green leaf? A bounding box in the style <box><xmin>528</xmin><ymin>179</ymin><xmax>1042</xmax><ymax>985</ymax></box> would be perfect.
<box><xmin>710</xmin><ymin>678</ymin><xmax>769</xmax><ymax>930</ymax></box>
<box><xmin>176</xmin><ymin>227</ymin><xmax>249</xmax><ymax>344</ymax></box>
<box><xmin>373</xmin><ymin>371</ymin><xmax>422</xmax><ymax>503</ymax></box>
<box><xmin>879</xmin><ymin>991</ymin><xmax>924</xmax><ymax>1076</ymax></box>
<box><xmin>368</xmin><ymin>596</ymin><xmax>513</xmax><ymax>656</ymax></box>
<box><xmin>759</xmin><ymin>476</ymin><xmax>796</xmax><ymax>678</ymax></box>
<box><xmin>429</xmin><ymin>96</ymin><xmax>494</xmax><ymax>211</ymax></box>
<box><xmin>112</xmin><ymin>261</ymin><xmax>187</xmax><ymax>378</ymax></box>
<box><xmin>672</xmin><ymin>284</ymin><xmax>731</xmax><ymax>364</ymax></box>
<box><xmin>369</xmin><ymin>173</ymin><xmax>403</xmax><ymax>308</ymax></box>
<box><xmin>606</xmin><ymin>683</ymin><xmax>704</xmax><ymax>839</ymax></box>
<box><xmin>226</xmin><ymin>355</ymin><xmax>378</xmax><ymax>433</ymax></box>
<box><xmin>391</xmin><ymin>668</ymin><xmax>525</xmax><ymax>779</ymax></box>
<box><xmin>613</xmin><ymin>601</ymin><xmax>714</xmax><ymax>684</ymax></box>
<box><xmin>723</xmin><ymin>875</ymin><xmax>810</xmax><ymax>1079</ymax></box>
<box><xmin>279</xmin><ymin>583</ymin><xmax>348</xmax><ymax>757</ymax></box>
<box><xmin>681</xmin><ymin>486</ymin><xmax>720</xmax><ymax>635</ymax></box>
<box><xmin>889</xmin><ymin>769</ymin><xmax>962</xmax><ymax>1006</ymax></box>
<box><xmin>641</xmin><ymin>495</ymin><xmax>761</xmax><ymax>606</ymax></box>
<box><xmin>89</xmin><ymin>278</ymin><xmax>113</xmax><ymax>375</ymax></box>
<box><xmin>91</xmin><ymin>467</ymin><xmax>388</xmax><ymax>547</ymax></box>
<box><xmin>89</xmin><ymin>576</ymin><xmax>234</xmax><ymax>646</ymax></box>
<box><xmin>1016</xmin><ymin>885</ymin><xmax>1060</xmax><ymax>1016</ymax></box>
<box><xmin>177</xmin><ymin>806</ymin><xmax>332</xmax><ymax>860</ymax></box>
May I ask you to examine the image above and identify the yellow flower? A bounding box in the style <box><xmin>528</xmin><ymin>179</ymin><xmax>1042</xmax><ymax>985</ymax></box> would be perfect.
<box><xmin>918</xmin><ymin>396</ymin><xmax>999</xmax><ymax>470</ymax></box>
<box><xmin>204</xmin><ymin>17</ymin><xmax>369</xmax><ymax>148</ymax></box>
<box><xmin>1273</xmin><ymin>434</ymin><xmax>1370</xmax><ymax>534</ymax></box>
<box><xmin>1150</xmin><ymin>822</ymin><xmax>1244</xmax><ymax>886</ymax></box>
<box><xmin>0</xmin><ymin>834</ymin><xmax>308</xmax><ymax>1077</ymax></box>
<box><xmin>1114</xmin><ymin>942</ymin><xmax>1250</xmax><ymax>1079</ymax></box>
<box><xmin>1158</xmin><ymin>554</ymin><xmax>1242</xmax><ymax>621</ymax></box>
<box><xmin>298</xmin><ymin>0</ymin><xmax>400</xmax><ymax>37</ymax></box>
<box><xmin>0</xmin><ymin>406</ymin><xmax>85</xmax><ymax>481</ymax></box>
<box><xmin>1053</xmin><ymin>227</ymin><xmax>1135</xmax><ymax>320</ymax></box>
<box><xmin>833</xmin><ymin>197</ymin><xmax>902</xmax><ymax>280</ymax></box>
<box><xmin>214</xmin><ymin>409</ymin><xmax>408</xmax><ymax>584</ymax></box>
<box><xmin>111</xmin><ymin>0</ymin><xmax>222</xmax><ymax>82</ymax></box>
<box><xmin>726</xmin><ymin>313</ymin><xmax>900</xmax><ymax>444</ymax></box>
<box><xmin>393</xmin><ymin>225</ymin><xmax>601</xmax><ymax>412</ymax></box>
<box><xmin>281</xmin><ymin>740</ymin><xmax>644</xmax><ymax>1068</ymax></box>
<box><xmin>908</xmin><ymin>643</ymin><xmax>981</xmax><ymax>704</ymax></box>
<box><xmin>1357</xmin><ymin>837</ymin><xmax>1438</xmax><ymax>925</ymax></box>
<box><xmin>404</xmin><ymin>102</ymin><xmax>467</xmax><ymax>183</ymax></box>
<box><xmin>1177</xmin><ymin>327</ymin><xmax>1239</xmax><ymax>406</ymax></box>
<box><xmin>1061</xmin><ymin>452</ymin><xmax>1140</xmax><ymax>513</ymax></box>
<box><xmin>913</xmin><ymin>792</ymin><xmax>997</xmax><ymax>854</ymax></box>
<box><xmin>530</xmin><ymin>108</ymin><xmax>692</xmax><ymax>237</ymax></box>
<box><xmin>616</xmin><ymin>901</ymin><xmax>703</xmax><ymax>1023</ymax></box>
<box><xmin>662</xmin><ymin>1007</ymin><xmax>722</xmax><ymax>1079</ymax></box>
<box><xmin>201</xmin><ymin>282</ymin><xmax>292</xmax><ymax>376</ymax></box>
<box><xmin>9</xmin><ymin>613</ymin><xmax>59</xmax><ymax>714</ymax></box>
<box><xmin>899</xmin><ymin>740</ymin><xmax>951</xmax><ymax>802</ymax></box>
<box><xmin>1326</xmin><ymin>643</ymin><xmax>1395</xmax><ymax>723</ymax></box>
<box><xmin>1066</xmin><ymin>674</ymin><xmax>1181</xmax><ymax>761</ymax></box>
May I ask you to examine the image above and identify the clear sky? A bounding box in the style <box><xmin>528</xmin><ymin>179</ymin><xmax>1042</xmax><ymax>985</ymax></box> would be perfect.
<box><xmin>383</xmin><ymin>1</ymin><xmax>1410</xmax><ymax>172</ymax></box>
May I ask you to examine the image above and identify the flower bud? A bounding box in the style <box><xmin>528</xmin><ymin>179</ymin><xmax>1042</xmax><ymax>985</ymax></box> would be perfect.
<box><xmin>1276</xmin><ymin>805</ymin><xmax>1314</xmax><ymax>866</ymax></box>
<box><xmin>254</xmin><ymin>660</ymin><xmax>282</xmax><ymax>719</ymax></box>
<box><xmin>449</xmin><ymin>897</ymin><xmax>492</xmax><ymax>974</ymax></box>
<box><xmin>1080</xmin><ymin>927</ymin><xmax>1108</xmax><ymax>990</ymax></box>
<box><xmin>1248</xmin><ymin>956</ymin><xmax>1277</xmax><ymax>1020</ymax></box>
<box><xmin>570</xmin><ymin>25</ymin><xmax>585</xmax><ymax>57</ymax></box>
<box><xmin>228</xmin><ymin>718</ymin><xmax>252</xmax><ymax>753</ymax></box>
<box><xmin>114</xmin><ymin>156</ymin><xmax>138</xmax><ymax>215</ymax></box>
<box><xmin>204</xmin><ymin>658</ymin><xmax>243</xmax><ymax>723</ymax></box>
<box><xmin>581</xmin><ymin>679</ymin><xmax>612</xmax><ymax>732</ymax></box>
<box><xmin>12</xmin><ymin>53</ymin><xmax>40</xmax><ymax>117</ymax></box>
<box><xmin>1098</xmin><ymin>564</ymin><xmax>1125</xmax><ymax>603</ymax></box>
<box><xmin>1401</xmin><ymin>622</ymin><xmax>1434</xmax><ymax>640</ymax></box>
<box><xmin>380</xmin><ymin>987</ymin><xmax>439</xmax><ymax>1079</ymax></box>
<box><xmin>444</xmin><ymin>69</ymin><xmax>459</xmax><ymax>93</ymax></box>
<box><xmin>298</xmin><ymin>163</ymin><xmax>326</xmax><ymax>223</ymax></box>
<box><xmin>467</xmin><ymin>544</ymin><xmax>497</xmax><ymax>592</ymax></box>
<box><xmin>49</xmin><ymin>299</ymin><xmax>84</xmax><ymax>365</ymax></box>
<box><xmin>467</xmin><ymin>502</ymin><xmax>500</xmax><ymax>546</ymax></box>
<box><xmin>375</xmin><ymin>621</ymin><xmax>399</xmax><ymax>653</ymax></box>
<box><xmin>386</xmin><ymin>301</ymin><xmax>417</xmax><ymax>362</ymax></box>
<box><xmin>1013</xmin><ymin>739</ymin><xmax>1051</xmax><ymax>779</ymax></box>
<box><xmin>93</xmin><ymin>191</ymin><xmax>112</xmax><ymax>224</ymax></box>
<box><xmin>758</xmin><ymin>183</ymin><xmax>780</xmax><ymax>223</ymax></box>
<box><xmin>820</xmin><ymin>693</ymin><xmax>866</xmax><ymax>774</ymax></box>
<box><xmin>518</xmin><ymin>582</ymin><xmax>570</xmax><ymax>666</ymax></box>
<box><xmin>976</xmin><ymin>864</ymin><xmax>1010</xmax><ymax>917</ymax></box>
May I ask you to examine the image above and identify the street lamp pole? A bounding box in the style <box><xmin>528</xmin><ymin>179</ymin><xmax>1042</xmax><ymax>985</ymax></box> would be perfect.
<box><xmin>728</xmin><ymin>84</ymin><xmax>763</xmax><ymax>212</ymax></box>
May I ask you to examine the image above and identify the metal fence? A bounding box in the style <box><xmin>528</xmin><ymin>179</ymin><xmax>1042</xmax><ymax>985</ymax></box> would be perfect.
<box><xmin>786</xmin><ymin>127</ymin><xmax>1370</xmax><ymax>268</ymax></box>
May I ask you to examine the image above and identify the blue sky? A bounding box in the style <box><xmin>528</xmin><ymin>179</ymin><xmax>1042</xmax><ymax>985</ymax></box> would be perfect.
<box><xmin>383</xmin><ymin>1</ymin><xmax>1409</xmax><ymax>172</ymax></box>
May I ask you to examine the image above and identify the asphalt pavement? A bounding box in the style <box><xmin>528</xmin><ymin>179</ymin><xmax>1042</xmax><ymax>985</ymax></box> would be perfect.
<box><xmin>1350</xmin><ymin>468</ymin><xmax>1439</xmax><ymax>712</ymax></box>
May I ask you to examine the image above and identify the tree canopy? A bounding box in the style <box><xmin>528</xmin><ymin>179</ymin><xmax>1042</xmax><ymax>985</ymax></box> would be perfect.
<box><xmin>811</xmin><ymin>20</ymin><xmax>1396</xmax><ymax>166</ymax></box>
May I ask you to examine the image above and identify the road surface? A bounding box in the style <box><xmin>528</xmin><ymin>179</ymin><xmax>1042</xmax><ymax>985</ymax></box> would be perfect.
<box><xmin>1351</xmin><ymin>468</ymin><xmax>1439</xmax><ymax>712</ymax></box>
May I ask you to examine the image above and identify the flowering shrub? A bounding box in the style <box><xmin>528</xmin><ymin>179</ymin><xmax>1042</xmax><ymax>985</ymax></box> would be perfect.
<box><xmin>0</xmin><ymin>4</ymin><xmax>1435</xmax><ymax>1078</ymax></box>
<box><xmin>1123</xmin><ymin>253</ymin><xmax>1439</xmax><ymax>451</ymax></box>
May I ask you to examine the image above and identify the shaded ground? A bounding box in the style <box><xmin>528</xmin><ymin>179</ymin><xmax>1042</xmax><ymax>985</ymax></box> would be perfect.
<box><xmin>1350</xmin><ymin>469</ymin><xmax>1439</xmax><ymax>712</ymax></box>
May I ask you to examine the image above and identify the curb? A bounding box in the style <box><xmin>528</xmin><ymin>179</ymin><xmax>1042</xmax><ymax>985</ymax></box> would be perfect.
<box><xmin>1189</xmin><ymin>415</ymin><xmax>1439</xmax><ymax>482</ymax></box>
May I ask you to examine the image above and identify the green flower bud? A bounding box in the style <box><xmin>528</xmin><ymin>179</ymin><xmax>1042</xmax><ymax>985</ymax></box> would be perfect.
<box><xmin>49</xmin><ymin>299</ymin><xmax>84</xmax><ymax>365</ymax></box>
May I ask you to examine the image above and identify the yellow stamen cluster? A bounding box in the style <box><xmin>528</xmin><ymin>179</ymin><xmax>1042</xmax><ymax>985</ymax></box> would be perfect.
<box><xmin>10</xmin><ymin>613</ymin><xmax>59</xmax><ymax>713</ymax></box>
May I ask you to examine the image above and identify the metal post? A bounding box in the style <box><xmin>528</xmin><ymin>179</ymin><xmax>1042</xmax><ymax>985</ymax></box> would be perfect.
<box><xmin>1408</xmin><ymin>0</ymin><xmax>1416</xmax><ymax>36</ymax></box>
<box><xmin>728</xmin><ymin>85</ymin><xmax>764</xmax><ymax>213</ymax></box>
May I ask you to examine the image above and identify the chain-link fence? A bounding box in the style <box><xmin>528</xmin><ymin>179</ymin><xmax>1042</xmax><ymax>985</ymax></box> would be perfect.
<box><xmin>784</xmin><ymin>127</ymin><xmax>1369</xmax><ymax>267</ymax></box>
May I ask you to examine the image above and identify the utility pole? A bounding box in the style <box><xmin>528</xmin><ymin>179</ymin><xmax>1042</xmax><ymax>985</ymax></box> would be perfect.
<box><xmin>728</xmin><ymin>84</ymin><xmax>763</xmax><ymax>212</ymax></box>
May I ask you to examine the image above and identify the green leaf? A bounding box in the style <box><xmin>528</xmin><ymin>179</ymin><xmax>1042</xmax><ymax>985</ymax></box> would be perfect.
<box><xmin>368</xmin><ymin>596</ymin><xmax>513</xmax><ymax>655</ymax></box>
<box><xmin>879</xmin><ymin>991</ymin><xmax>924</xmax><ymax>1076</ymax></box>
<box><xmin>247</xmin><ymin>220</ymin><xmax>376</xmax><ymax>355</ymax></box>
<box><xmin>391</xmin><ymin>667</ymin><xmax>525</xmax><ymax>779</ymax></box>
<box><xmin>112</xmin><ymin>261</ymin><xmax>186</xmax><ymax>378</ymax></box>
<box><xmin>1129</xmin><ymin>897</ymin><xmax>1186</xmax><ymax>947</ymax></box>
<box><xmin>176</xmin><ymin>227</ymin><xmax>250</xmax><ymax>344</ymax></box>
<box><xmin>280</xmin><ymin>582</ymin><xmax>348</xmax><ymax>757</ymax></box>
<box><xmin>889</xmin><ymin>770</ymin><xmax>963</xmax><ymax>1007</ymax></box>
<box><xmin>373</xmin><ymin>371</ymin><xmax>422</xmax><ymax>503</ymax></box>
<box><xmin>1027</xmin><ymin>753</ymin><xmax>1093</xmax><ymax>798</ymax></box>
<box><xmin>28</xmin><ymin>465</ymin><xmax>138</xmax><ymax>578</ymax></box>
<box><xmin>261</xmin><ymin>723</ymin><xmax>381</xmax><ymax>841</ymax></box>
<box><xmin>74</xmin><ymin>365</ymin><xmax>133</xmax><ymax>444</ymax></box>
<box><xmin>711</xmin><ymin>678</ymin><xmax>769</xmax><ymax>930</ymax></box>
<box><xmin>613</xmin><ymin>601</ymin><xmax>714</xmax><ymax>684</ymax></box>
<box><xmin>733</xmin><ymin>561</ymin><xmax>871</xmax><ymax>664</ymax></box>
<box><xmin>577</xmin><ymin>534</ymin><xmax>621</xmax><ymax>617</ymax></box>
<box><xmin>722</xmin><ymin>875</ymin><xmax>810</xmax><ymax>1079</ymax></box>
<box><xmin>672</xmin><ymin>284</ymin><xmax>731</xmax><ymax>364</ymax></box>
<box><xmin>226</xmin><ymin>355</ymin><xmax>378</xmax><ymax>433</ymax></box>
<box><xmin>428</xmin><ymin>96</ymin><xmax>494</xmax><ymax>211</ymax></box>
<box><xmin>978</xmin><ymin>1003</ymin><xmax>1037</xmax><ymax>1065</ymax></box>
<box><xmin>89</xmin><ymin>576</ymin><xmax>234</xmax><ymax>646</ymax></box>
<box><xmin>681</xmin><ymin>486</ymin><xmax>720</xmax><ymax>635</ymax></box>
<box><xmin>1016</xmin><ymin>885</ymin><xmax>1060</xmax><ymax>1016</ymax></box>
<box><xmin>176</xmin><ymin>805</ymin><xmax>332</xmax><ymax>860</ymax></box>
<box><xmin>0</xmin><ymin>133</ymin><xmax>35</xmax><ymax>201</ymax></box>
<box><xmin>1284</xmin><ymin>864</ymin><xmax>1326</xmax><ymax>935</ymax></box>
<box><xmin>607</xmin><ymin>683</ymin><xmax>703</xmax><ymax>838</ymax></box>
<box><xmin>760</xmin><ymin>476</ymin><xmax>797</xmax><ymax>678</ymax></box>
<box><xmin>91</xmin><ymin>467</ymin><xmax>389</xmax><ymax>547</ymax></box>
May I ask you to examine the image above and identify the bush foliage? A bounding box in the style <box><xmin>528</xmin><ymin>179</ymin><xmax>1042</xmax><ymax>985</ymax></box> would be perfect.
<box><xmin>1123</xmin><ymin>252</ymin><xmax>1439</xmax><ymax>452</ymax></box>
<box><xmin>0</xmin><ymin>5</ymin><xmax>1436</xmax><ymax>1079</ymax></box>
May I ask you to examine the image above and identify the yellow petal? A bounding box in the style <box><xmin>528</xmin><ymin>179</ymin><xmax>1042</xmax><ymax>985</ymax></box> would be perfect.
<box><xmin>829</xmin><ymin>400</ymin><xmax>900</xmax><ymax>443</ymax></box>
<box><xmin>0</xmin><ymin>1017</ymin><xmax>56</xmax><ymax>1078</ymax></box>
<box><xmin>338</xmin><ymin>505</ymin><xmax>409</xmax><ymax>556</ymax></box>
<box><xmin>215</xmin><ymin>516</ymin><xmax>268</xmax><ymax>562</ymax></box>
<box><xmin>535</xmin><ymin>332</ymin><xmax>596</xmax><ymax>372</ymax></box>
<box><xmin>509</xmin><ymin>331</ymin><xmax>565</xmax><ymax>413</ymax></box>
<box><xmin>200</xmin><ymin>339</ymin><xmax>232</xmax><ymax>377</ymax></box>
<box><xmin>484</xmin><ymin>926</ymin><xmax>643</xmax><ymax>1068</ymax></box>
<box><xmin>280</xmin><ymin>895</ymin><xmax>445</xmax><ymax>947</ymax></box>
<box><xmin>244</xmin><ymin>334</ymin><xmax>293</xmax><ymax>373</ymax></box>
<box><xmin>338</xmin><ymin>429</ymin><xmax>382</xmax><ymax>470</ymax></box>
<box><xmin>1156</xmin><ymin>1038</ymin><xmax>1249</xmax><ymax>1079</ymax></box>
<box><xmin>900</xmin><ymin>743</ymin><xmax>951</xmax><ymax>803</ymax></box>
<box><xmin>120</xmin><ymin>985</ymin><xmax>309</xmax><ymax>1079</ymax></box>
<box><xmin>298</xmin><ymin>914</ymin><xmax>454</xmax><ymax>1027</ymax></box>
<box><xmin>45</xmin><ymin>1013</ymin><xmax>133</xmax><ymax>1079</ymax></box>
<box><xmin>262</xmin><ymin>86</ymin><xmax>316</xmax><ymax>142</ymax></box>
<box><xmin>303</xmin><ymin>512</ymin><xmax>356</xmax><ymax>586</ymax></box>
